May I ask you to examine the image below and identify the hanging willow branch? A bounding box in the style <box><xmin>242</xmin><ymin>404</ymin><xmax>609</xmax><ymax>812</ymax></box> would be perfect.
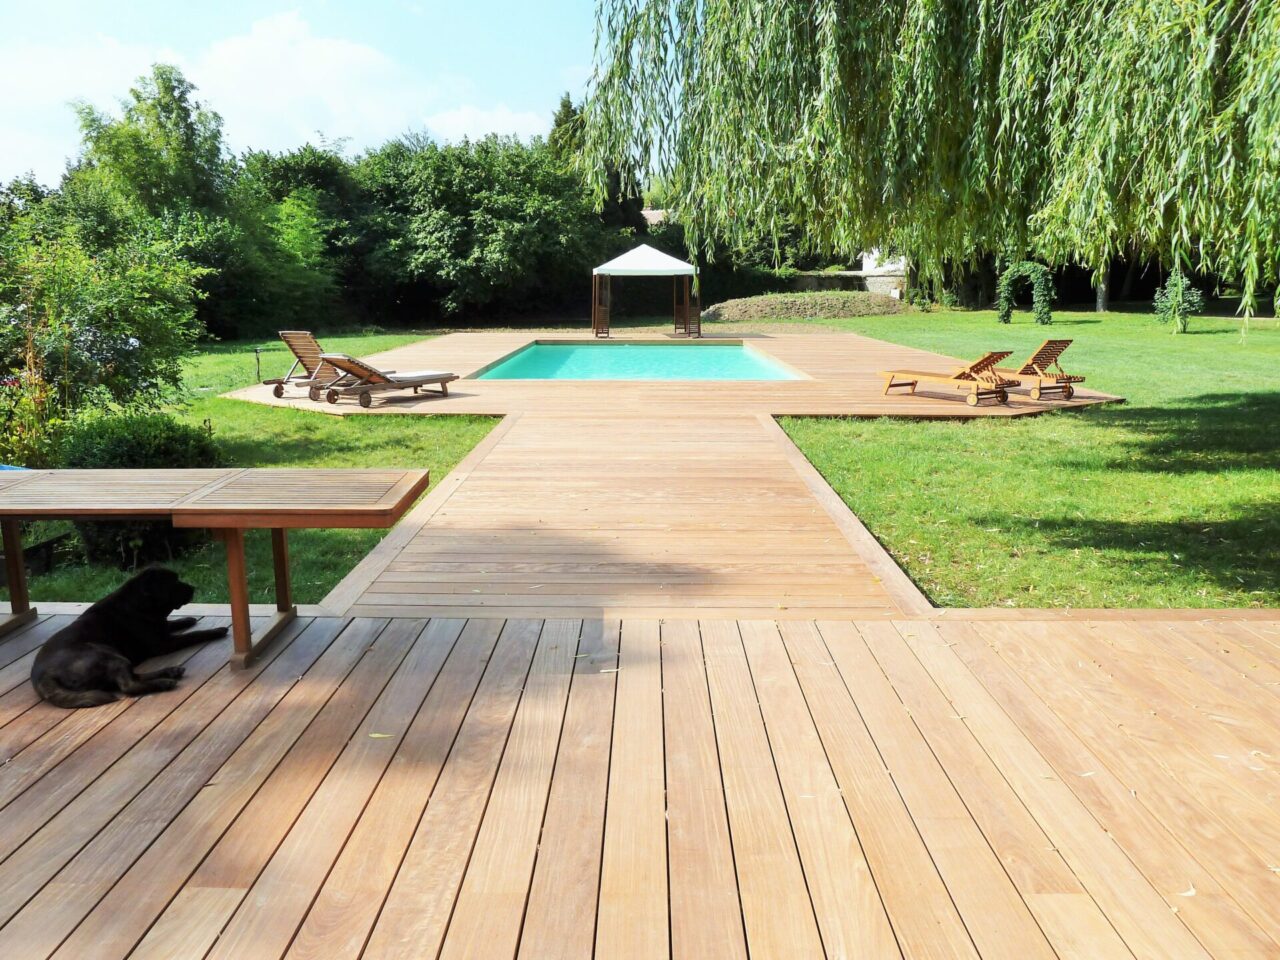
<box><xmin>582</xmin><ymin>0</ymin><xmax>1280</xmax><ymax>310</ymax></box>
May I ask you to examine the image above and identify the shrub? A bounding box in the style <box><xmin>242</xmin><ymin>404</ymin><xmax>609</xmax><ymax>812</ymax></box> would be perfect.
<box><xmin>1153</xmin><ymin>266</ymin><xmax>1205</xmax><ymax>333</ymax></box>
<box><xmin>702</xmin><ymin>290</ymin><xmax>905</xmax><ymax>323</ymax></box>
<box><xmin>59</xmin><ymin>413</ymin><xmax>224</xmax><ymax>567</ymax></box>
<box><xmin>996</xmin><ymin>261</ymin><xmax>1054</xmax><ymax>325</ymax></box>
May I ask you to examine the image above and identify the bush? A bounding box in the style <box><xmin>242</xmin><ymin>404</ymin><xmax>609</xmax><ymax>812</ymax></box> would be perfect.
<box><xmin>355</xmin><ymin>135</ymin><xmax>624</xmax><ymax>316</ymax></box>
<box><xmin>702</xmin><ymin>290</ymin><xmax>905</xmax><ymax>323</ymax></box>
<box><xmin>59</xmin><ymin>413</ymin><xmax>224</xmax><ymax>567</ymax></box>
<box><xmin>996</xmin><ymin>261</ymin><xmax>1054</xmax><ymax>325</ymax></box>
<box><xmin>1153</xmin><ymin>266</ymin><xmax>1205</xmax><ymax>333</ymax></box>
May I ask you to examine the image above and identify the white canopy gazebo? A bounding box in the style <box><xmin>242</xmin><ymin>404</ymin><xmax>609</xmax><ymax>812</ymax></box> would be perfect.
<box><xmin>591</xmin><ymin>244</ymin><xmax>700</xmax><ymax>338</ymax></box>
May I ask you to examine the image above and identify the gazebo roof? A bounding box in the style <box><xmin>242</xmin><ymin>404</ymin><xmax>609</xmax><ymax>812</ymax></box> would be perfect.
<box><xmin>593</xmin><ymin>243</ymin><xmax>696</xmax><ymax>276</ymax></box>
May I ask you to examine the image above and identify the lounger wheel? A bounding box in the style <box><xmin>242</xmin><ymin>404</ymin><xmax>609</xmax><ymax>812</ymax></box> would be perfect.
<box><xmin>1062</xmin><ymin>384</ymin><xmax>1074</xmax><ymax>400</ymax></box>
<box><xmin>358</xmin><ymin>391</ymin><xmax>373</xmax><ymax>408</ymax></box>
<box><xmin>1030</xmin><ymin>386</ymin><xmax>1042</xmax><ymax>400</ymax></box>
<box><xmin>272</xmin><ymin>383</ymin><xmax>285</xmax><ymax>399</ymax></box>
<box><xmin>308</xmin><ymin>385</ymin><xmax>321</xmax><ymax>402</ymax></box>
<box><xmin>966</xmin><ymin>393</ymin><xmax>979</xmax><ymax>407</ymax></box>
<box><xmin>997</xmin><ymin>389</ymin><xmax>1009</xmax><ymax>403</ymax></box>
<box><xmin>326</xmin><ymin>389</ymin><xmax>339</xmax><ymax>404</ymax></box>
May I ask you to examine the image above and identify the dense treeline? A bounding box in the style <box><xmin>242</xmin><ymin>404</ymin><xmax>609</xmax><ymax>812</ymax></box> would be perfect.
<box><xmin>0</xmin><ymin>66</ymin><xmax>692</xmax><ymax>463</ymax></box>
<box><xmin>583</xmin><ymin>0</ymin><xmax>1280</xmax><ymax>310</ymax></box>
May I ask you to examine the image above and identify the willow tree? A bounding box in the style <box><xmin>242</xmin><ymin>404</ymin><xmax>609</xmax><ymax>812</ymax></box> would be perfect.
<box><xmin>581</xmin><ymin>0</ymin><xmax>1280</xmax><ymax>309</ymax></box>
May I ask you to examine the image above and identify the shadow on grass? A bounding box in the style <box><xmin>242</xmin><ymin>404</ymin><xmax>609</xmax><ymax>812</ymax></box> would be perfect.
<box><xmin>1099</xmin><ymin>391</ymin><xmax>1280</xmax><ymax>473</ymax></box>
<box><xmin>971</xmin><ymin>503</ymin><xmax>1280</xmax><ymax>601</ymax></box>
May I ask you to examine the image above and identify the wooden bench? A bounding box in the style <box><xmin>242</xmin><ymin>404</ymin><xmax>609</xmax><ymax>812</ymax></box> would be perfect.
<box><xmin>0</xmin><ymin>468</ymin><xmax>429</xmax><ymax>668</ymax></box>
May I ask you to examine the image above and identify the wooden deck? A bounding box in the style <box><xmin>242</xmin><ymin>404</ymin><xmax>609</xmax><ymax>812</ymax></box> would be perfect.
<box><xmin>1</xmin><ymin>611</ymin><xmax>1278</xmax><ymax>959</ymax></box>
<box><xmin>231</xmin><ymin>331</ymin><xmax>1120</xmax><ymax>418</ymax></box>
<box><xmin>324</xmin><ymin>412</ymin><xmax>928</xmax><ymax>620</ymax></box>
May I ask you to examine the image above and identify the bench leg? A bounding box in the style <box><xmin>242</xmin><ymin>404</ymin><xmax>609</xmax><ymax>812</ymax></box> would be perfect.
<box><xmin>220</xmin><ymin>528</ymin><xmax>297</xmax><ymax>670</ymax></box>
<box><xmin>1</xmin><ymin>520</ymin><xmax>37</xmax><ymax>639</ymax></box>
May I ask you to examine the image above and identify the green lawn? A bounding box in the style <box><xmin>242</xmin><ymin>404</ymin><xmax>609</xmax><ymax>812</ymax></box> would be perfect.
<box><xmin>20</xmin><ymin>330</ymin><xmax>497</xmax><ymax>605</ymax></box>
<box><xmin>779</xmin><ymin>309</ymin><xmax>1280</xmax><ymax>608</ymax></box>
<box><xmin>11</xmin><ymin>309</ymin><xmax>1279</xmax><ymax>610</ymax></box>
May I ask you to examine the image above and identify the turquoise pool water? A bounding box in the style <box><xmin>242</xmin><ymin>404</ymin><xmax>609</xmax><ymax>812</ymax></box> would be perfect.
<box><xmin>476</xmin><ymin>342</ymin><xmax>799</xmax><ymax>381</ymax></box>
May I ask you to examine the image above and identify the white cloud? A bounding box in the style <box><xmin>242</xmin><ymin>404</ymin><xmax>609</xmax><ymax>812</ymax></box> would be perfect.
<box><xmin>0</xmin><ymin>11</ymin><xmax>551</xmax><ymax>184</ymax></box>
<box><xmin>183</xmin><ymin>11</ymin><xmax>450</xmax><ymax>156</ymax></box>
<box><xmin>423</xmin><ymin>104</ymin><xmax>547</xmax><ymax>144</ymax></box>
<box><xmin>0</xmin><ymin>34</ymin><xmax>174</xmax><ymax>184</ymax></box>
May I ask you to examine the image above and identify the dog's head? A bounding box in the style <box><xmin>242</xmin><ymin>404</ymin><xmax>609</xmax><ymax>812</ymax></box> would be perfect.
<box><xmin>125</xmin><ymin>567</ymin><xmax>197</xmax><ymax>615</ymax></box>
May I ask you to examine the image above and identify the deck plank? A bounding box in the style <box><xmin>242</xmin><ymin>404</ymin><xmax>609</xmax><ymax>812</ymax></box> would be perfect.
<box><xmin>0</xmin><ymin>614</ymin><xmax>1275</xmax><ymax>959</ymax></box>
<box><xmin>594</xmin><ymin>619</ymin><xmax>670</xmax><ymax>959</ymax></box>
<box><xmin>661</xmin><ymin>620</ymin><xmax>748</xmax><ymax>960</ymax></box>
<box><xmin>779</xmin><ymin>621</ymin><xmax>979</xmax><ymax>960</ymax></box>
<box><xmin>518</xmin><ymin>620</ymin><xmax>620</xmax><ymax>960</ymax></box>
<box><xmin>817</xmin><ymin>620</ymin><xmax>1060</xmax><ymax>960</ymax></box>
<box><xmin>700</xmin><ymin>619</ymin><xmax>825</xmax><ymax>959</ymax></box>
<box><xmin>284</xmin><ymin>618</ymin><xmax>503</xmax><ymax>960</ymax></box>
<box><xmin>137</xmin><ymin>619</ymin><xmax>454</xmax><ymax>960</ymax></box>
<box><xmin>359</xmin><ymin>619</ymin><xmax>542</xmax><ymax>960</ymax></box>
<box><xmin>939</xmin><ymin>620</ymin><xmax>1280</xmax><ymax>958</ymax></box>
<box><xmin>739</xmin><ymin>619</ymin><xmax>899</xmax><ymax>958</ymax></box>
<box><xmin>439</xmin><ymin>619</ymin><xmax>580</xmax><ymax>960</ymax></box>
<box><xmin>46</xmin><ymin>618</ymin><xmax>390</xmax><ymax>960</ymax></box>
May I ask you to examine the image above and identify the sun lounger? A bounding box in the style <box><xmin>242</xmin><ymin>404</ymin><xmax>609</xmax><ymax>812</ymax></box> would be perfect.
<box><xmin>262</xmin><ymin>331</ymin><xmax>348</xmax><ymax>400</ymax></box>
<box><xmin>995</xmin><ymin>339</ymin><xmax>1085</xmax><ymax>399</ymax></box>
<box><xmin>318</xmin><ymin>353</ymin><xmax>458</xmax><ymax>407</ymax></box>
<box><xmin>881</xmin><ymin>350</ymin><xmax>1019</xmax><ymax>406</ymax></box>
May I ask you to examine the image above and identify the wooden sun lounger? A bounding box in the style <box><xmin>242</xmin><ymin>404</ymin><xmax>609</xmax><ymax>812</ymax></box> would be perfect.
<box><xmin>882</xmin><ymin>350</ymin><xmax>1019</xmax><ymax>406</ymax></box>
<box><xmin>0</xmin><ymin>468</ymin><xmax>429</xmax><ymax>667</ymax></box>
<box><xmin>319</xmin><ymin>354</ymin><xmax>458</xmax><ymax>407</ymax></box>
<box><xmin>995</xmin><ymin>338</ymin><xmax>1086</xmax><ymax>399</ymax></box>
<box><xmin>262</xmin><ymin>331</ymin><xmax>349</xmax><ymax>400</ymax></box>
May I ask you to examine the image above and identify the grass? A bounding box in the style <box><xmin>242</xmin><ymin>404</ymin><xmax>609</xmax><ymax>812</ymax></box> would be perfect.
<box><xmin>11</xmin><ymin>307</ymin><xmax>1278</xmax><ymax>610</ymax></box>
<box><xmin>778</xmin><ymin>309</ymin><xmax>1280</xmax><ymax>608</ymax></box>
<box><xmin>18</xmin><ymin>330</ymin><xmax>497</xmax><ymax>605</ymax></box>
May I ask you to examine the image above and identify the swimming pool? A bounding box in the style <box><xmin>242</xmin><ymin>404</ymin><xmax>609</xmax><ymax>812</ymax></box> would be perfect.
<box><xmin>475</xmin><ymin>342</ymin><xmax>800</xmax><ymax>381</ymax></box>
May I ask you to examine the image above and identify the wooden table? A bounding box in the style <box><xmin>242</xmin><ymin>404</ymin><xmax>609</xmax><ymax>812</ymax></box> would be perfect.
<box><xmin>0</xmin><ymin>468</ymin><xmax>430</xmax><ymax>667</ymax></box>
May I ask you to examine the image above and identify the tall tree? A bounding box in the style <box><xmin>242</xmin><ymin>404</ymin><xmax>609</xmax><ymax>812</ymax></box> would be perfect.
<box><xmin>582</xmin><ymin>0</ymin><xmax>1280</xmax><ymax>309</ymax></box>
<box><xmin>73</xmin><ymin>64</ymin><xmax>228</xmax><ymax>216</ymax></box>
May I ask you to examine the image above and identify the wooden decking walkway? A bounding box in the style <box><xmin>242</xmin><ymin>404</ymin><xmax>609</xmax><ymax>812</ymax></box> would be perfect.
<box><xmin>324</xmin><ymin>412</ymin><xmax>927</xmax><ymax>620</ymax></box>
<box><xmin>1</xmin><ymin>611</ymin><xmax>1278</xmax><ymax>959</ymax></box>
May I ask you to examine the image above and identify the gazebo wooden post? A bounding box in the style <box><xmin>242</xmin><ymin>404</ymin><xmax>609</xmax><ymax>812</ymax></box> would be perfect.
<box><xmin>592</xmin><ymin>274</ymin><xmax>611</xmax><ymax>338</ymax></box>
<box><xmin>672</xmin><ymin>274</ymin><xmax>698</xmax><ymax>338</ymax></box>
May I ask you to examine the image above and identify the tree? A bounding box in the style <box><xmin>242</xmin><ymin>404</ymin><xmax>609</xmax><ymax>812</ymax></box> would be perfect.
<box><xmin>0</xmin><ymin>205</ymin><xmax>204</xmax><ymax>464</ymax></box>
<box><xmin>549</xmin><ymin>93</ymin><xmax>584</xmax><ymax>163</ymax></box>
<box><xmin>1153</xmin><ymin>266</ymin><xmax>1206</xmax><ymax>334</ymax></box>
<box><xmin>73</xmin><ymin>64</ymin><xmax>228</xmax><ymax>216</ymax></box>
<box><xmin>356</xmin><ymin>135</ymin><xmax>624</xmax><ymax>315</ymax></box>
<box><xmin>582</xmin><ymin>0</ymin><xmax>1280</xmax><ymax>310</ymax></box>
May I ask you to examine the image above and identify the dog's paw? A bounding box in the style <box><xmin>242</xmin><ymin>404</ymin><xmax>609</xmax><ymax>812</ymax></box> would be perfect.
<box><xmin>160</xmin><ymin>666</ymin><xmax>186</xmax><ymax>680</ymax></box>
<box><xmin>153</xmin><ymin>678</ymin><xmax>181</xmax><ymax>691</ymax></box>
<box><xmin>213</xmin><ymin>625</ymin><xmax>230</xmax><ymax>638</ymax></box>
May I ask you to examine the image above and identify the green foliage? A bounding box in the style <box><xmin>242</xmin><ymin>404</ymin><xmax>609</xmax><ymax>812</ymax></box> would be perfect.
<box><xmin>583</xmin><ymin>0</ymin><xmax>1280</xmax><ymax>311</ymax></box>
<box><xmin>1153</xmin><ymin>266</ymin><xmax>1206</xmax><ymax>334</ymax></box>
<box><xmin>73</xmin><ymin>64</ymin><xmax>228</xmax><ymax>216</ymax></box>
<box><xmin>548</xmin><ymin>93</ymin><xmax>584</xmax><ymax>164</ymax></box>
<box><xmin>59</xmin><ymin>412</ymin><xmax>223</xmax><ymax>566</ymax></box>
<box><xmin>0</xmin><ymin>206</ymin><xmax>205</xmax><ymax>464</ymax></box>
<box><xmin>997</xmin><ymin>261</ymin><xmax>1054</xmax><ymax>325</ymax></box>
<box><xmin>357</xmin><ymin>135</ymin><xmax>625</xmax><ymax>314</ymax></box>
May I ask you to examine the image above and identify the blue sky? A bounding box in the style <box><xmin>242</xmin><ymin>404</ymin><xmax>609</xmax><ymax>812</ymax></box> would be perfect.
<box><xmin>0</xmin><ymin>0</ymin><xmax>597</xmax><ymax>185</ymax></box>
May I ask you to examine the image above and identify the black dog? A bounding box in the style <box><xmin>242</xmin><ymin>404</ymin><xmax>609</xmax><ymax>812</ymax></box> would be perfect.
<box><xmin>31</xmin><ymin>567</ymin><xmax>228</xmax><ymax>709</ymax></box>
